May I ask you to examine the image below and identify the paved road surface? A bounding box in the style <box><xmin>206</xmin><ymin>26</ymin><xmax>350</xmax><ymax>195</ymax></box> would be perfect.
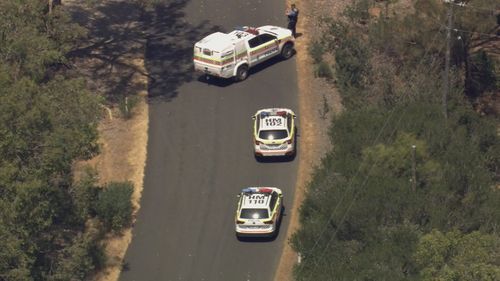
<box><xmin>120</xmin><ymin>0</ymin><xmax>298</xmax><ymax>280</ymax></box>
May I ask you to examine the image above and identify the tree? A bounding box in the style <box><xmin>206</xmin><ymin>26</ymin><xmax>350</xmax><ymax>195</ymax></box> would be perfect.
<box><xmin>292</xmin><ymin>1</ymin><xmax>499</xmax><ymax>277</ymax></box>
<box><xmin>415</xmin><ymin>230</ymin><xmax>500</xmax><ymax>281</ymax></box>
<box><xmin>0</xmin><ymin>1</ymin><xmax>104</xmax><ymax>279</ymax></box>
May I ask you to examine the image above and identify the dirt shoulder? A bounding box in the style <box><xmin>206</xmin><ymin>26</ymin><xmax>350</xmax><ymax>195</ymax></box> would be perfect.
<box><xmin>274</xmin><ymin>1</ymin><xmax>347</xmax><ymax>280</ymax></box>
<box><xmin>81</xmin><ymin>97</ymin><xmax>148</xmax><ymax>281</ymax></box>
<box><xmin>67</xmin><ymin>1</ymin><xmax>150</xmax><ymax>280</ymax></box>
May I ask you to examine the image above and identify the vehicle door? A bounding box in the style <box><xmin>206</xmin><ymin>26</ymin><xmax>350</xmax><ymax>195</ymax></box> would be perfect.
<box><xmin>234</xmin><ymin>40</ymin><xmax>248</xmax><ymax>66</ymax></box>
<box><xmin>270</xmin><ymin>191</ymin><xmax>280</xmax><ymax>222</ymax></box>
<box><xmin>247</xmin><ymin>34</ymin><xmax>279</xmax><ymax>66</ymax></box>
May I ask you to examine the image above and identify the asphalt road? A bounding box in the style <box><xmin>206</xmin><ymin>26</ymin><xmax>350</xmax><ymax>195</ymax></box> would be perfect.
<box><xmin>120</xmin><ymin>0</ymin><xmax>298</xmax><ymax>280</ymax></box>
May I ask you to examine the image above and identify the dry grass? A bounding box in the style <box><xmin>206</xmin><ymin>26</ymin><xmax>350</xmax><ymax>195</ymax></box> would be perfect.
<box><xmin>273</xmin><ymin>1</ymin><xmax>344</xmax><ymax>280</ymax></box>
<box><xmin>74</xmin><ymin>66</ymin><xmax>148</xmax><ymax>281</ymax></box>
<box><xmin>66</xmin><ymin>1</ymin><xmax>150</xmax><ymax>279</ymax></box>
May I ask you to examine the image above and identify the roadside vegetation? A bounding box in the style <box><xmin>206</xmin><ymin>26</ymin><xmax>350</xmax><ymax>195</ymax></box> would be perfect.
<box><xmin>293</xmin><ymin>0</ymin><xmax>499</xmax><ymax>280</ymax></box>
<box><xmin>0</xmin><ymin>1</ymin><xmax>134</xmax><ymax>280</ymax></box>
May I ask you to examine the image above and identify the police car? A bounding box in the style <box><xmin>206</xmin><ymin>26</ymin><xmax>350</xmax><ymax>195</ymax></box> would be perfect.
<box><xmin>193</xmin><ymin>25</ymin><xmax>295</xmax><ymax>81</ymax></box>
<box><xmin>253</xmin><ymin>108</ymin><xmax>296</xmax><ymax>157</ymax></box>
<box><xmin>235</xmin><ymin>187</ymin><xmax>283</xmax><ymax>237</ymax></box>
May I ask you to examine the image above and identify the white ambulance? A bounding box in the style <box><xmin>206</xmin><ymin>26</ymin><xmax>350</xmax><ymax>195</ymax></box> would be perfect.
<box><xmin>193</xmin><ymin>26</ymin><xmax>295</xmax><ymax>81</ymax></box>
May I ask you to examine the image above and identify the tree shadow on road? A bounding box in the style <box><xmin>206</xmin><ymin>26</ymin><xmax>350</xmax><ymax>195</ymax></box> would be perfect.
<box><xmin>66</xmin><ymin>0</ymin><xmax>221</xmax><ymax>104</ymax></box>
<box><xmin>144</xmin><ymin>1</ymin><xmax>221</xmax><ymax>101</ymax></box>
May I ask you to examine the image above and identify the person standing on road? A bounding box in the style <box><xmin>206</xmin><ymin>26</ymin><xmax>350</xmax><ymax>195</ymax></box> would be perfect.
<box><xmin>286</xmin><ymin>3</ymin><xmax>299</xmax><ymax>38</ymax></box>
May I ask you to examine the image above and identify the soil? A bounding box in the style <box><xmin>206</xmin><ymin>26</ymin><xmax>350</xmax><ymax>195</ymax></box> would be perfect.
<box><xmin>66</xmin><ymin>1</ymin><xmax>149</xmax><ymax>280</ymax></box>
<box><xmin>273</xmin><ymin>1</ymin><xmax>348</xmax><ymax>281</ymax></box>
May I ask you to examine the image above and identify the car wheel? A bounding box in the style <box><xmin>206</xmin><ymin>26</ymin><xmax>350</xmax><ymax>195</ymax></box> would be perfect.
<box><xmin>281</xmin><ymin>43</ymin><xmax>294</xmax><ymax>59</ymax></box>
<box><xmin>235</xmin><ymin>65</ymin><xmax>249</xmax><ymax>81</ymax></box>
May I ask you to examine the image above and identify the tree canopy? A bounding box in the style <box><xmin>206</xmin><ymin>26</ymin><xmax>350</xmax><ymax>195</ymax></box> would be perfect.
<box><xmin>0</xmin><ymin>1</ymin><xmax>133</xmax><ymax>280</ymax></box>
<box><xmin>294</xmin><ymin>0</ymin><xmax>499</xmax><ymax>280</ymax></box>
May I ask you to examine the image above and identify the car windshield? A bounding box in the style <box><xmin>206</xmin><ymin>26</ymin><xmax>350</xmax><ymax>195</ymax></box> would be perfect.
<box><xmin>259</xmin><ymin>130</ymin><xmax>288</xmax><ymax>140</ymax></box>
<box><xmin>240</xmin><ymin>208</ymin><xmax>269</xmax><ymax>219</ymax></box>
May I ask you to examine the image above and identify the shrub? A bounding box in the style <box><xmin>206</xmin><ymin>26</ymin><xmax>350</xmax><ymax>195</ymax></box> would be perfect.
<box><xmin>315</xmin><ymin>61</ymin><xmax>333</xmax><ymax>80</ymax></box>
<box><xmin>468</xmin><ymin>50</ymin><xmax>497</xmax><ymax>97</ymax></box>
<box><xmin>343</xmin><ymin>0</ymin><xmax>371</xmax><ymax>24</ymax></box>
<box><xmin>48</xmin><ymin>232</ymin><xmax>104</xmax><ymax>281</ymax></box>
<box><xmin>309</xmin><ymin>40</ymin><xmax>325</xmax><ymax>64</ymax></box>
<box><xmin>95</xmin><ymin>182</ymin><xmax>134</xmax><ymax>232</ymax></box>
<box><xmin>334</xmin><ymin>35</ymin><xmax>370</xmax><ymax>91</ymax></box>
<box><xmin>119</xmin><ymin>95</ymin><xmax>140</xmax><ymax>119</ymax></box>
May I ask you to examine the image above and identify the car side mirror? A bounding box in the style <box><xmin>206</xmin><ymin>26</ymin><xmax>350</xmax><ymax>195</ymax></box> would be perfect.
<box><xmin>237</xmin><ymin>194</ymin><xmax>241</xmax><ymax>198</ymax></box>
<box><xmin>279</xmin><ymin>194</ymin><xmax>283</xmax><ymax>198</ymax></box>
<box><xmin>293</xmin><ymin>115</ymin><xmax>296</xmax><ymax>119</ymax></box>
<box><xmin>252</xmin><ymin>116</ymin><xmax>256</xmax><ymax>120</ymax></box>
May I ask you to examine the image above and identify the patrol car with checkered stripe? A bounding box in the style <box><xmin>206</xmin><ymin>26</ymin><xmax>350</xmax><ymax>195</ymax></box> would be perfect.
<box><xmin>253</xmin><ymin>108</ymin><xmax>296</xmax><ymax>157</ymax></box>
<box><xmin>235</xmin><ymin>187</ymin><xmax>283</xmax><ymax>237</ymax></box>
<box><xmin>194</xmin><ymin>26</ymin><xmax>295</xmax><ymax>81</ymax></box>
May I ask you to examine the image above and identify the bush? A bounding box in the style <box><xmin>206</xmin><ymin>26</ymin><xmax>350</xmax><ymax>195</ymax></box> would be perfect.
<box><xmin>48</xmin><ymin>231</ymin><xmax>104</xmax><ymax>281</ymax></box>
<box><xmin>315</xmin><ymin>61</ymin><xmax>334</xmax><ymax>80</ymax></box>
<box><xmin>343</xmin><ymin>0</ymin><xmax>371</xmax><ymax>24</ymax></box>
<box><xmin>468</xmin><ymin>50</ymin><xmax>497</xmax><ymax>97</ymax></box>
<box><xmin>95</xmin><ymin>182</ymin><xmax>134</xmax><ymax>232</ymax></box>
<box><xmin>71</xmin><ymin>167</ymin><xmax>100</xmax><ymax>223</ymax></box>
<box><xmin>309</xmin><ymin>40</ymin><xmax>325</xmax><ymax>64</ymax></box>
<box><xmin>334</xmin><ymin>35</ymin><xmax>370</xmax><ymax>91</ymax></box>
<box><xmin>119</xmin><ymin>95</ymin><xmax>140</xmax><ymax>119</ymax></box>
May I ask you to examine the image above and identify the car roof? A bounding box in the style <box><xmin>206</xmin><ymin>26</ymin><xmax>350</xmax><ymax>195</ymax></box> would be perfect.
<box><xmin>195</xmin><ymin>29</ymin><xmax>256</xmax><ymax>53</ymax></box>
<box><xmin>259</xmin><ymin>115</ymin><xmax>287</xmax><ymax>131</ymax></box>
<box><xmin>256</xmin><ymin>108</ymin><xmax>293</xmax><ymax>131</ymax></box>
<box><xmin>240</xmin><ymin>187</ymin><xmax>275</xmax><ymax>209</ymax></box>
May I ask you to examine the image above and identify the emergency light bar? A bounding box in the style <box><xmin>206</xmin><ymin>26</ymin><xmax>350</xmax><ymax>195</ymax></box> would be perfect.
<box><xmin>234</xmin><ymin>26</ymin><xmax>259</xmax><ymax>35</ymax></box>
<box><xmin>242</xmin><ymin>187</ymin><xmax>274</xmax><ymax>194</ymax></box>
<box><xmin>260</xmin><ymin>110</ymin><xmax>289</xmax><ymax>118</ymax></box>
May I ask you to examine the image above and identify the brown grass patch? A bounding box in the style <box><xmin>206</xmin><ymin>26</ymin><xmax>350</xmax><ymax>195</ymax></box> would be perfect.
<box><xmin>273</xmin><ymin>1</ymin><xmax>344</xmax><ymax>280</ymax></box>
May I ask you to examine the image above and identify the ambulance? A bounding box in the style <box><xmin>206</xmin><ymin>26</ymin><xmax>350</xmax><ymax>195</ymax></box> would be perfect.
<box><xmin>193</xmin><ymin>26</ymin><xmax>295</xmax><ymax>81</ymax></box>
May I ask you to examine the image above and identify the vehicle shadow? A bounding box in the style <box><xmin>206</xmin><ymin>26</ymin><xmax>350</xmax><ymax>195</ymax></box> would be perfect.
<box><xmin>255</xmin><ymin>154</ymin><xmax>296</xmax><ymax>163</ymax></box>
<box><xmin>196</xmin><ymin>51</ymin><xmax>297</xmax><ymax>88</ymax></box>
<box><xmin>236</xmin><ymin>205</ymin><xmax>286</xmax><ymax>243</ymax></box>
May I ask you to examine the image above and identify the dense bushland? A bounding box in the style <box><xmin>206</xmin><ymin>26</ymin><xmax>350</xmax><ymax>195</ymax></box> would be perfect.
<box><xmin>0</xmin><ymin>1</ymin><xmax>133</xmax><ymax>280</ymax></box>
<box><xmin>294</xmin><ymin>0</ymin><xmax>499</xmax><ymax>280</ymax></box>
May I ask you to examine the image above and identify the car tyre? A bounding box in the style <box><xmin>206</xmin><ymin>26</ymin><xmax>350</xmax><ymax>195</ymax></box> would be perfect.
<box><xmin>281</xmin><ymin>43</ymin><xmax>294</xmax><ymax>59</ymax></box>
<box><xmin>235</xmin><ymin>65</ymin><xmax>249</xmax><ymax>81</ymax></box>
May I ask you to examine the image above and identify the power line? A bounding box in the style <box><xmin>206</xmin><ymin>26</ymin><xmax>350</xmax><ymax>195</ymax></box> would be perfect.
<box><xmin>444</xmin><ymin>1</ymin><xmax>453</xmax><ymax>121</ymax></box>
<box><xmin>427</xmin><ymin>14</ymin><xmax>499</xmax><ymax>39</ymax></box>
<box><xmin>452</xmin><ymin>28</ymin><xmax>500</xmax><ymax>38</ymax></box>
<box><xmin>446</xmin><ymin>1</ymin><xmax>499</xmax><ymax>12</ymax></box>
<box><xmin>296</xmin><ymin>27</ymin><xmax>447</xmax><ymax>281</ymax></box>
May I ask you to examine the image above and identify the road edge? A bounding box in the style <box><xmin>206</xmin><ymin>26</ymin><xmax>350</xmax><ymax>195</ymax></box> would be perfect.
<box><xmin>273</xmin><ymin>1</ymin><xmax>317</xmax><ymax>280</ymax></box>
